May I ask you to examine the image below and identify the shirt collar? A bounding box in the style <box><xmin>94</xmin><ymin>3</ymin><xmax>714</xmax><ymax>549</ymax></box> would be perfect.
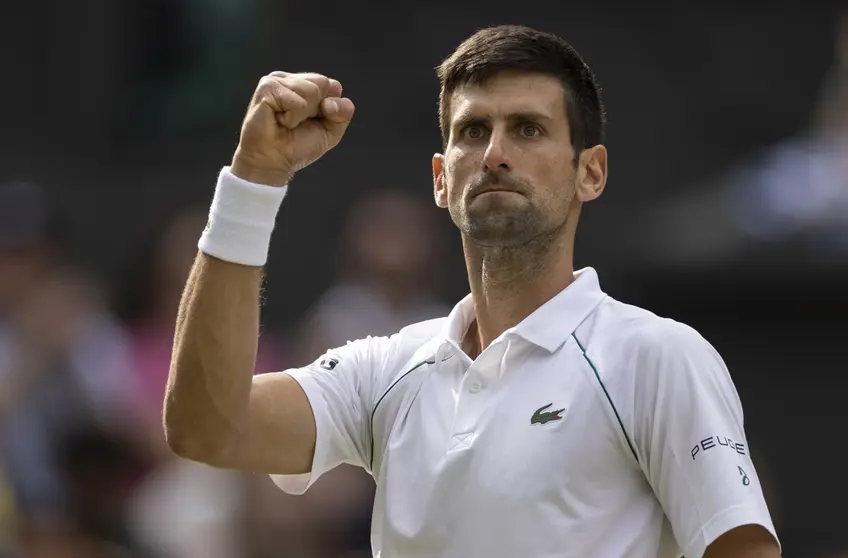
<box><xmin>441</xmin><ymin>267</ymin><xmax>607</xmax><ymax>353</ymax></box>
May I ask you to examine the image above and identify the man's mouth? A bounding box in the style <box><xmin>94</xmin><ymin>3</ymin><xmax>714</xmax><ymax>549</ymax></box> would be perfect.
<box><xmin>472</xmin><ymin>186</ymin><xmax>521</xmax><ymax>198</ymax></box>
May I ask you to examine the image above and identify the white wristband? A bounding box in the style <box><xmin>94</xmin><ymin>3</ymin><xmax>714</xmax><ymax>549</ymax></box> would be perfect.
<box><xmin>198</xmin><ymin>166</ymin><xmax>288</xmax><ymax>266</ymax></box>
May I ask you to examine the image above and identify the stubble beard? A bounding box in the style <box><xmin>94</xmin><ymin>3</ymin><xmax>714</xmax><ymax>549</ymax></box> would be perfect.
<box><xmin>462</xmin><ymin>200</ymin><xmax>545</xmax><ymax>248</ymax></box>
<box><xmin>456</xmin><ymin>195</ymin><xmax>571</xmax><ymax>290</ymax></box>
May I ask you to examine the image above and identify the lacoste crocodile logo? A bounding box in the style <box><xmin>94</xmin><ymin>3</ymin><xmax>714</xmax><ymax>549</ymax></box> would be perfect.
<box><xmin>531</xmin><ymin>403</ymin><xmax>565</xmax><ymax>425</ymax></box>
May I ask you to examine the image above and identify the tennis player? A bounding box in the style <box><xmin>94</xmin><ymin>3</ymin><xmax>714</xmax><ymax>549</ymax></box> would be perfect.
<box><xmin>164</xmin><ymin>25</ymin><xmax>780</xmax><ymax>558</ymax></box>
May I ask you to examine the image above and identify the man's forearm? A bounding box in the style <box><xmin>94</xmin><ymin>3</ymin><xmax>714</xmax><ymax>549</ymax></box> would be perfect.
<box><xmin>163</xmin><ymin>252</ymin><xmax>263</xmax><ymax>460</ymax></box>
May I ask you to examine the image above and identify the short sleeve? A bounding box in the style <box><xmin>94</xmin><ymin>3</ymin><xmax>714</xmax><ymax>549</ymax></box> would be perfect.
<box><xmin>633</xmin><ymin>322</ymin><xmax>779</xmax><ymax>558</ymax></box>
<box><xmin>270</xmin><ymin>335</ymin><xmax>392</xmax><ymax>495</ymax></box>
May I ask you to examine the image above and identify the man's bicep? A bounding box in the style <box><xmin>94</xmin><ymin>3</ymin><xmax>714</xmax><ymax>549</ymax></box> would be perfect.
<box><xmin>703</xmin><ymin>524</ymin><xmax>781</xmax><ymax>558</ymax></box>
<box><xmin>634</xmin><ymin>323</ymin><xmax>779</xmax><ymax>558</ymax></box>
<box><xmin>240</xmin><ymin>372</ymin><xmax>317</xmax><ymax>474</ymax></box>
<box><xmin>201</xmin><ymin>371</ymin><xmax>316</xmax><ymax>475</ymax></box>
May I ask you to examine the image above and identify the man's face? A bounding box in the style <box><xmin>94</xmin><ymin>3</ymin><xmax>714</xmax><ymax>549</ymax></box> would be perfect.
<box><xmin>434</xmin><ymin>72</ymin><xmax>582</xmax><ymax>247</ymax></box>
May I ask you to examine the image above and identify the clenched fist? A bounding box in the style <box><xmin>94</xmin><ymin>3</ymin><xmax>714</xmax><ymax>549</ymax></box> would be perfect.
<box><xmin>230</xmin><ymin>72</ymin><xmax>355</xmax><ymax>186</ymax></box>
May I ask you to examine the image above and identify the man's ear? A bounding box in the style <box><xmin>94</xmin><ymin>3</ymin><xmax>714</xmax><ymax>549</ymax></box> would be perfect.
<box><xmin>433</xmin><ymin>153</ymin><xmax>448</xmax><ymax>208</ymax></box>
<box><xmin>575</xmin><ymin>145</ymin><xmax>608</xmax><ymax>203</ymax></box>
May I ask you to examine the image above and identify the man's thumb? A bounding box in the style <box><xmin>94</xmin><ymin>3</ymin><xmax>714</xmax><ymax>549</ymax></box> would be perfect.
<box><xmin>321</xmin><ymin>97</ymin><xmax>355</xmax><ymax>131</ymax></box>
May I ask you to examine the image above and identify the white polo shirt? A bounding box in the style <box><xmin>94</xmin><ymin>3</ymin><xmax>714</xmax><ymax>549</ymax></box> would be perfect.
<box><xmin>272</xmin><ymin>268</ymin><xmax>777</xmax><ymax>558</ymax></box>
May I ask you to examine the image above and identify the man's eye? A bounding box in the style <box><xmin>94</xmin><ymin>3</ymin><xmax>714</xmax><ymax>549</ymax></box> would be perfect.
<box><xmin>521</xmin><ymin>124</ymin><xmax>541</xmax><ymax>137</ymax></box>
<box><xmin>463</xmin><ymin>126</ymin><xmax>484</xmax><ymax>140</ymax></box>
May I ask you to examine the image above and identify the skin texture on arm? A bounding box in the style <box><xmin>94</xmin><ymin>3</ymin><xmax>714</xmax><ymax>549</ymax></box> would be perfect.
<box><xmin>163</xmin><ymin>253</ymin><xmax>317</xmax><ymax>474</ymax></box>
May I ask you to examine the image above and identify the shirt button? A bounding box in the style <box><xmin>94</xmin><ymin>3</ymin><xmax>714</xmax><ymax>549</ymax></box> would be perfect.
<box><xmin>469</xmin><ymin>381</ymin><xmax>483</xmax><ymax>393</ymax></box>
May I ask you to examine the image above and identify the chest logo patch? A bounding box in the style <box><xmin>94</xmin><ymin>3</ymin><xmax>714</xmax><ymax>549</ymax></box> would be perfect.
<box><xmin>531</xmin><ymin>403</ymin><xmax>565</xmax><ymax>425</ymax></box>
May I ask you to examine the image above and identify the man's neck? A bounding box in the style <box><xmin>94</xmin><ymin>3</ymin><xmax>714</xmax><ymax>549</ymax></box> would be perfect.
<box><xmin>460</xmin><ymin>230</ymin><xmax>575</xmax><ymax>357</ymax></box>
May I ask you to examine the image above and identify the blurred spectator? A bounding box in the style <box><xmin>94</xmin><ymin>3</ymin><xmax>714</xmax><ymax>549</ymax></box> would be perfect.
<box><xmin>0</xmin><ymin>180</ymin><xmax>60</xmax><ymax>317</ymax></box>
<box><xmin>722</xmin><ymin>11</ymin><xmax>848</xmax><ymax>256</ymax></box>
<box><xmin>0</xmin><ymin>180</ymin><xmax>149</xmax><ymax>555</ymax></box>
<box><xmin>296</xmin><ymin>189</ymin><xmax>450</xmax><ymax>363</ymax></box>
<box><xmin>631</xmin><ymin>10</ymin><xmax>848</xmax><ymax>270</ymax></box>
<box><xmin>126</xmin><ymin>455</ymin><xmax>243</xmax><ymax>558</ymax></box>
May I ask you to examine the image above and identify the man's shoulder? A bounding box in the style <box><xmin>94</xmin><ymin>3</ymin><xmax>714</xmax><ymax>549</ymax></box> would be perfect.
<box><xmin>575</xmin><ymin>298</ymin><xmax>725</xmax><ymax>406</ymax></box>
<box><xmin>382</xmin><ymin>316</ymin><xmax>450</xmax><ymax>371</ymax></box>
<box><xmin>394</xmin><ymin>315</ymin><xmax>449</xmax><ymax>344</ymax></box>
<box><xmin>588</xmin><ymin>296</ymin><xmax>711</xmax><ymax>361</ymax></box>
<box><xmin>324</xmin><ymin>315</ymin><xmax>448</xmax><ymax>359</ymax></box>
<box><xmin>330</xmin><ymin>316</ymin><xmax>448</xmax><ymax>382</ymax></box>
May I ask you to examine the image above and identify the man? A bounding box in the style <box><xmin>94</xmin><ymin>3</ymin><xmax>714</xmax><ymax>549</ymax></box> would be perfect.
<box><xmin>163</xmin><ymin>25</ymin><xmax>781</xmax><ymax>558</ymax></box>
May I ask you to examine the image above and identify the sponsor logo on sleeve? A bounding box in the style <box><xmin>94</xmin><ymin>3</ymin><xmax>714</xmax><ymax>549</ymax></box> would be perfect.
<box><xmin>314</xmin><ymin>354</ymin><xmax>339</xmax><ymax>370</ymax></box>
<box><xmin>738</xmin><ymin>465</ymin><xmax>750</xmax><ymax>486</ymax></box>
<box><xmin>690</xmin><ymin>435</ymin><xmax>746</xmax><ymax>460</ymax></box>
<box><xmin>319</xmin><ymin>356</ymin><xmax>339</xmax><ymax>370</ymax></box>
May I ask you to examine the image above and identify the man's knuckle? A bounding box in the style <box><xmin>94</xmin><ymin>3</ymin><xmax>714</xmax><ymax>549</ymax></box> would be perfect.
<box><xmin>257</xmin><ymin>75</ymin><xmax>275</xmax><ymax>89</ymax></box>
<box><xmin>301</xmin><ymin>80</ymin><xmax>321</xmax><ymax>98</ymax></box>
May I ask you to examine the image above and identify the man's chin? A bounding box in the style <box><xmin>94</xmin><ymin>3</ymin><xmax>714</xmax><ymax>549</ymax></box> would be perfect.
<box><xmin>463</xmin><ymin>216</ymin><xmax>537</xmax><ymax>247</ymax></box>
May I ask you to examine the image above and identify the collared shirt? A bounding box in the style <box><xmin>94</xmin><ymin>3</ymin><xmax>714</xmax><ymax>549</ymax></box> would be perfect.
<box><xmin>273</xmin><ymin>268</ymin><xmax>778</xmax><ymax>558</ymax></box>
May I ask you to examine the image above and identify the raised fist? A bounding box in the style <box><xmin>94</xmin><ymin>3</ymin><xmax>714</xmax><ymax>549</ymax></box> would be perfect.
<box><xmin>230</xmin><ymin>72</ymin><xmax>355</xmax><ymax>186</ymax></box>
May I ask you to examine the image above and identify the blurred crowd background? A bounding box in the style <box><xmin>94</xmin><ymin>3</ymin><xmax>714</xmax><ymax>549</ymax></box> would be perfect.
<box><xmin>1</xmin><ymin>1</ymin><xmax>847</xmax><ymax>557</ymax></box>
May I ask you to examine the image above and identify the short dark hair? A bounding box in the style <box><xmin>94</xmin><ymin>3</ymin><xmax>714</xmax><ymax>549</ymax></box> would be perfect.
<box><xmin>437</xmin><ymin>25</ymin><xmax>606</xmax><ymax>156</ymax></box>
